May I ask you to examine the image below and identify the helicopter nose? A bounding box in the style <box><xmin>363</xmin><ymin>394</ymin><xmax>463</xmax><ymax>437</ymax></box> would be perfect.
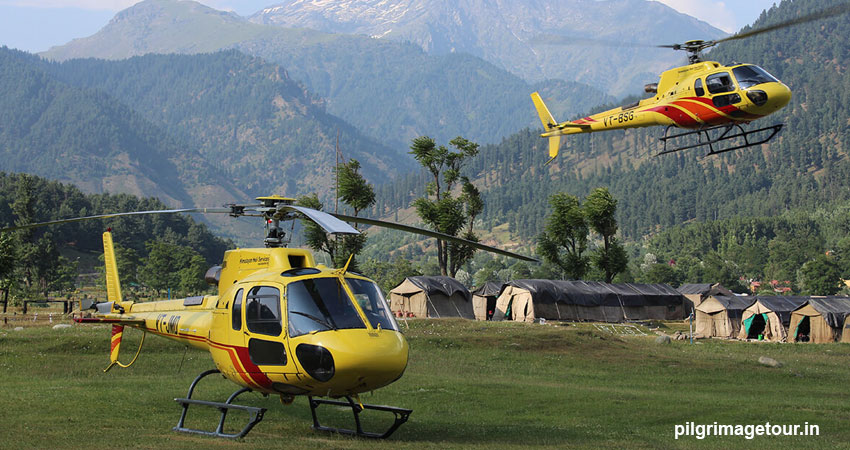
<box><xmin>294</xmin><ymin>330</ymin><xmax>408</xmax><ymax>393</ymax></box>
<box><xmin>331</xmin><ymin>332</ymin><xmax>409</xmax><ymax>386</ymax></box>
<box><xmin>747</xmin><ymin>82</ymin><xmax>791</xmax><ymax>114</ymax></box>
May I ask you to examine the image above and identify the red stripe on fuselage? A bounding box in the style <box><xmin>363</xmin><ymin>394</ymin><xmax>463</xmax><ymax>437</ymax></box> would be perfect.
<box><xmin>645</xmin><ymin>104</ymin><xmax>700</xmax><ymax>127</ymax></box>
<box><xmin>233</xmin><ymin>346</ymin><xmax>274</xmax><ymax>388</ymax></box>
<box><xmin>671</xmin><ymin>100</ymin><xmax>723</xmax><ymax>124</ymax></box>
<box><xmin>678</xmin><ymin>97</ymin><xmax>763</xmax><ymax>122</ymax></box>
<box><xmin>573</xmin><ymin>117</ymin><xmax>598</xmax><ymax>125</ymax></box>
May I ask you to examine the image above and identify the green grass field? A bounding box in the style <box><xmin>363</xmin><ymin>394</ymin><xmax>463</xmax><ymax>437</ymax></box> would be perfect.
<box><xmin>1</xmin><ymin>319</ymin><xmax>848</xmax><ymax>449</ymax></box>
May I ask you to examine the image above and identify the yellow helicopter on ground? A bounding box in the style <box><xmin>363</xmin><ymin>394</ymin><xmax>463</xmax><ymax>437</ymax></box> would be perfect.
<box><xmin>532</xmin><ymin>3</ymin><xmax>850</xmax><ymax>162</ymax></box>
<box><xmin>1</xmin><ymin>195</ymin><xmax>534</xmax><ymax>439</ymax></box>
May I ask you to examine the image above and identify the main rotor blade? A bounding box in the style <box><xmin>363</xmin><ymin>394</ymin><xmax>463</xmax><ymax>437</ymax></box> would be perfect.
<box><xmin>716</xmin><ymin>2</ymin><xmax>850</xmax><ymax>44</ymax></box>
<box><xmin>0</xmin><ymin>208</ymin><xmax>232</xmax><ymax>233</ymax></box>
<box><xmin>332</xmin><ymin>213</ymin><xmax>538</xmax><ymax>262</ymax></box>
<box><xmin>288</xmin><ymin>206</ymin><xmax>359</xmax><ymax>235</ymax></box>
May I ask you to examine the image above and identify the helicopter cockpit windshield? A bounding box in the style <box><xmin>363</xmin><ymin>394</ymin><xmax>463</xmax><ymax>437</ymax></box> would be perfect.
<box><xmin>732</xmin><ymin>65</ymin><xmax>779</xmax><ymax>89</ymax></box>
<box><xmin>286</xmin><ymin>277</ymin><xmax>398</xmax><ymax>337</ymax></box>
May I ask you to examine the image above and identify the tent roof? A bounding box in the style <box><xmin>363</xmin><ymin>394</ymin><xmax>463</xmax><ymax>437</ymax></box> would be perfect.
<box><xmin>677</xmin><ymin>283</ymin><xmax>712</xmax><ymax>295</ymax></box>
<box><xmin>677</xmin><ymin>283</ymin><xmax>735</xmax><ymax>297</ymax></box>
<box><xmin>752</xmin><ymin>296</ymin><xmax>809</xmax><ymax>312</ymax></box>
<box><xmin>799</xmin><ymin>297</ymin><xmax>850</xmax><ymax>328</ymax></box>
<box><xmin>472</xmin><ymin>281</ymin><xmax>503</xmax><ymax>297</ymax></box>
<box><xmin>697</xmin><ymin>295</ymin><xmax>754</xmax><ymax>313</ymax></box>
<box><xmin>624</xmin><ymin>283</ymin><xmax>687</xmax><ymax>306</ymax></box>
<box><xmin>504</xmin><ymin>280</ymin><xmax>684</xmax><ymax>307</ymax></box>
<box><xmin>392</xmin><ymin>276</ymin><xmax>471</xmax><ymax>302</ymax></box>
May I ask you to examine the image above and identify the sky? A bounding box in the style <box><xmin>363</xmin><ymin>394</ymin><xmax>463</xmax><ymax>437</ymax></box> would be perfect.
<box><xmin>0</xmin><ymin>0</ymin><xmax>780</xmax><ymax>53</ymax></box>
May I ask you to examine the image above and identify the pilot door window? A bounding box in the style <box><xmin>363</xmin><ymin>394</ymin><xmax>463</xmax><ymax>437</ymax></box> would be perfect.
<box><xmin>245</xmin><ymin>286</ymin><xmax>283</xmax><ymax>336</ymax></box>
<box><xmin>286</xmin><ymin>278</ymin><xmax>366</xmax><ymax>337</ymax></box>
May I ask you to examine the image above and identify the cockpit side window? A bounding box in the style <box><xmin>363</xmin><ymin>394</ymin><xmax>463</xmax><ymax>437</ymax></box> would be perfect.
<box><xmin>706</xmin><ymin>72</ymin><xmax>735</xmax><ymax>94</ymax></box>
<box><xmin>694</xmin><ymin>78</ymin><xmax>705</xmax><ymax>96</ymax></box>
<box><xmin>245</xmin><ymin>286</ymin><xmax>282</xmax><ymax>336</ymax></box>
<box><xmin>231</xmin><ymin>288</ymin><xmax>243</xmax><ymax>331</ymax></box>
<box><xmin>346</xmin><ymin>278</ymin><xmax>400</xmax><ymax>332</ymax></box>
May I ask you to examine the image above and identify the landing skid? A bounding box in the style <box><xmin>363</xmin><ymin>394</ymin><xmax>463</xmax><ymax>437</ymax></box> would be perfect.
<box><xmin>657</xmin><ymin>123</ymin><xmax>783</xmax><ymax>156</ymax></box>
<box><xmin>173</xmin><ymin>369</ymin><xmax>267</xmax><ymax>439</ymax></box>
<box><xmin>308</xmin><ymin>395</ymin><xmax>412</xmax><ymax>439</ymax></box>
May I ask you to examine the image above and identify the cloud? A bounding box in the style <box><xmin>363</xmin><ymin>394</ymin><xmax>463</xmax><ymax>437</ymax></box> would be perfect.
<box><xmin>654</xmin><ymin>0</ymin><xmax>738</xmax><ymax>33</ymax></box>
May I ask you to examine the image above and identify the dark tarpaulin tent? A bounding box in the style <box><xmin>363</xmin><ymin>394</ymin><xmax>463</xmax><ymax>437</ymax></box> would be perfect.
<box><xmin>471</xmin><ymin>281</ymin><xmax>503</xmax><ymax>321</ymax></box>
<box><xmin>389</xmin><ymin>276</ymin><xmax>473</xmax><ymax>319</ymax></box>
<box><xmin>737</xmin><ymin>296</ymin><xmax>808</xmax><ymax>342</ymax></box>
<box><xmin>789</xmin><ymin>297</ymin><xmax>850</xmax><ymax>343</ymax></box>
<box><xmin>695</xmin><ymin>295</ymin><xmax>754</xmax><ymax>338</ymax></box>
<box><xmin>492</xmin><ymin>280</ymin><xmax>685</xmax><ymax>322</ymax></box>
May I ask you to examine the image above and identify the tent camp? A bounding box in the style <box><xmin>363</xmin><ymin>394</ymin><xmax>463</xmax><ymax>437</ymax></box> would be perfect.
<box><xmin>471</xmin><ymin>282</ymin><xmax>502</xmax><ymax>321</ymax></box>
<box><xmin>389</xmin><ymin>276</ymin><xmax>474</xmax><ymax>319</ymax></box>
<box><xmin>492</xmin><ymin>280</ymin><xmax>685</xmax><ymax>323</ymax></box>
<box><xmin>737</xmin><ymin>296</ymin><xmax>808</xmax><ymax>342</ymax></box>
<box><xmin>677</xmin><ymin>283</ymin><xmax>736</xmax><ymax>314</ymax></box>
<box><xmin>694</xmin><ymin>295</ymin><xmax>754</xmax><ymax>338</ymax></box>
<box><xmin>788</xmin><ymin>297</ymin><xmax>850</xmax><ymax>343</ymax></box>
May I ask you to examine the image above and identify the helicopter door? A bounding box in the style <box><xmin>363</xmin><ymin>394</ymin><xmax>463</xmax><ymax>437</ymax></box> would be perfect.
<box><xmin>705</xmin><ymin>72</ymin><xmax>742</xmax><ymax>108</ymax></box>
<box><xmin>242</xmin><ymin>285</ymin><xmax>288</xmax><ymax>366</ymax></box>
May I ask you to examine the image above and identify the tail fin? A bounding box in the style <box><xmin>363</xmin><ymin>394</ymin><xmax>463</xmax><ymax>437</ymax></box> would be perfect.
<box><xmin>530</xmin><ymin>92</ymin><xmax>562</xmax><ymax>161</ymax></box>
<box><xmin>531</xmin><ymin>91</ymin><xmax>557</xmax><ymax>130</ymax></box>
<box><xmin>102</xmin><ymin>231</ymin><xmax>123</xmax><ymax>303</ymax></box>
<box><xmin>102</xmin><ymin>230</ymin><xmax>125</xmax><ymax>371</ymax></box>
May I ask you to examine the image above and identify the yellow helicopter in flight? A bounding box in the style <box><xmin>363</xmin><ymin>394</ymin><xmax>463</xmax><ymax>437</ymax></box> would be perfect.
<box><xmin>532</xmin><ymin>3</ymin><xmax>850</xmax><ymax>162</ymax></box>
<box><xmin>1</xmin><ymin>195</ymin><xmax>534</xmax><ymax>439</ymax></box>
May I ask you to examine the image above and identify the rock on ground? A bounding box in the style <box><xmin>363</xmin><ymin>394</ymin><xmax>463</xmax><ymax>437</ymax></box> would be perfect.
<box><xmin>758</xmin><ymin>356</ymin><xmax>783</xmax><ymax>368</ymax></box>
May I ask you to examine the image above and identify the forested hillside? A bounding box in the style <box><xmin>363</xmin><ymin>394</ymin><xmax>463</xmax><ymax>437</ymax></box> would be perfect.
<box><xmin>246</xmin><ymin>39</ymin><xmax>613</xmax><ymax>150</ymax></box>
<box><xmin>0</xmin><ymin>47</ymin><xmax>232</xmax><ymax>207</ymax></box>
<box><xmin>47</xmin><ymin>50</ymin><xmax>406</xmax><ymax>196</ymax></box>
<box><xmin>0</xmin><ymin>172</ymin><xmax>231</xmax><ymax>264</ymax></box>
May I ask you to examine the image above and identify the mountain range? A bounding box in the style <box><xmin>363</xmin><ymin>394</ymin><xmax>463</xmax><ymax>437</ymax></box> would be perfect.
<box><xmin>249</xmin><ymin>0</ymin><xmax>726</xmax><ymax>96</ymax></box>
<box><xmin>39</xmin><ymin>0</ymin><xmax>723</xmax><ymax>149</ymax></box>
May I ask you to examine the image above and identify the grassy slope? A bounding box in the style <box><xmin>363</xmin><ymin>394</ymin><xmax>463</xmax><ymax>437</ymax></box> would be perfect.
<box><xmin>1</xmin><ymin>319</ymin><xmax>848</xmax><ymax>448</ymax></box>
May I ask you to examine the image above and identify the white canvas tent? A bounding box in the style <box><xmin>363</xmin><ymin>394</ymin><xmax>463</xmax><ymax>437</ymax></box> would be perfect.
<box><xmin>389</xmin><ymin>276</ymin><xmax>474</xmax><ymax>319</ymax></box>
<box><xmin>694</xmin><ymin>295</ymin><xmax>753</xmax><ymax>338</ymax></box>
<box><xmin>471</xmin><ymin>281</ymin><xmax>502</xmax><ymax>321</ymax></box>
<box><xmin>737</xmin><ymin>296</ymin><xmax>808</xmax><ymax>342</ymax></box>
<box><xmin>788</xmin><ymin>297</ymin><xmax>850</xmax><ymax>343</ymax></box>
